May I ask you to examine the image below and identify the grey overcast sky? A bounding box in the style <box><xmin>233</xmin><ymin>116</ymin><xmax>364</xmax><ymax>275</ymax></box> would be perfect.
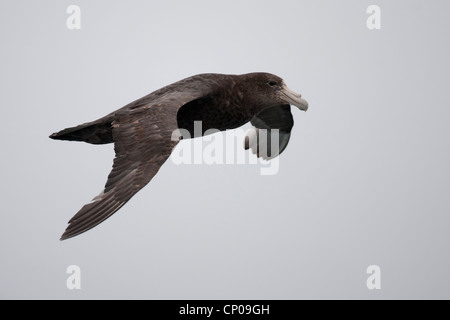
<box><xmin>1</xmin><ymin>0</ymin><xmax>449</xmax><ymax>299</ymax></box>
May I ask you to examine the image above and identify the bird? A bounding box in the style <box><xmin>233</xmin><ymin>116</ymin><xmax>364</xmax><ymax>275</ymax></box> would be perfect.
<box><xmin>50</xmin><ymin>72</ymin><xmax>308</xmax><ymax>240</ymax></box>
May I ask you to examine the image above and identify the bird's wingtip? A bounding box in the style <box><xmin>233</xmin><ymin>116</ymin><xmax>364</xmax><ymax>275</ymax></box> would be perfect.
<box><xmin>60</xmin><ymin>228</ymin><xmax>77</xmax><ymax>241</ymax></box>
<box><xmin>49</xmin><ymin>132</ymin><xmax>61</xmax><ymax>140</ymax></box>
<box><xmin>60</xmin><ymin>228</ymin><xmax>75</xmax><ymax>241</ymax></box>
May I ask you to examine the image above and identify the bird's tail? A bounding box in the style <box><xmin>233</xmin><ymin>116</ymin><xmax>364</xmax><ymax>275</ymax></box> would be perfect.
<box><xmin>49</xmin><ymin>119</ymin><xmax>114</xmax><ymax>145</ymax></box>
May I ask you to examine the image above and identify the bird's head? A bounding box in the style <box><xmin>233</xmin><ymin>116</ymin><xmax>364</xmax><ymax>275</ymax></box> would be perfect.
<box><xmin>240</xmin><ymin>72</ymin><xmax>308</xmax><ymax>112</ymax></box>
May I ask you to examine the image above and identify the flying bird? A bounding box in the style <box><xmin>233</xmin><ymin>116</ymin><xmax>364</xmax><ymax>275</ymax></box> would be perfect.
<box><xmin>50</xmin><ymin>73</ymin><xmax>308</xmax><ymax>240</ymax></box>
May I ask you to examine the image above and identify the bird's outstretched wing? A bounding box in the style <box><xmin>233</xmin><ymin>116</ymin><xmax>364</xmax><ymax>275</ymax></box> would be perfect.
<box><xmin>59</xmin><ymin>75</ymin><xmax>223</xmax><ymax>240</ymax></box>
<box><xmin>244</xmin><ymin>105</ymin><xmax>294</xmax><ymax>160</ymax></box>
<box><xmin>60</xmin><ymin>107</ymin><xmax>178</xmax><ymax>240</ymax></box>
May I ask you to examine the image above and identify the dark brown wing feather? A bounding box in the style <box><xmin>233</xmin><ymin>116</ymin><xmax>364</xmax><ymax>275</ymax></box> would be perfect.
<box><xmin>60</xmin><ymin>75</ymin><xmax>221</xmax><ymax>240</ymax></box>
<box><xmin>244</xmin><ymin>105</ymin><xmax>294</xmax><ymax>160</ymax></box>
<box><xmin>60</xmin><ymin>107</ymin><xmax>178</xmax><ymax>240</ymax></box>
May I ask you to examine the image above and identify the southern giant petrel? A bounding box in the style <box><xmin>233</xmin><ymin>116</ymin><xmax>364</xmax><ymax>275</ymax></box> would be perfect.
<box><xmin>50</xmin><ymin>73</ymin><xmax>308</xmax><ymax>240</ymax></box>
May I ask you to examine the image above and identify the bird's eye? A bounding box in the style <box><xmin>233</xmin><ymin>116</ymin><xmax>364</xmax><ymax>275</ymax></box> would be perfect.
<box><xmin>268</xmin><ymin>81</ymin><xmax>277</xmax><ymax>87</ymax></box>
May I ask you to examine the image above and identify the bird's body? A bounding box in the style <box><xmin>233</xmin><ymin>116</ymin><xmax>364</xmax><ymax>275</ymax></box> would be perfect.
<box><xmin>50</xmin><ymin>72</ymin><xmax>308</xmax><ymax>240</ymax></box>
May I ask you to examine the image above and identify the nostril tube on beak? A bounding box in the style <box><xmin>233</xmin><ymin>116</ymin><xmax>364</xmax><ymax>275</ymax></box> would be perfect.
<box><xmin>280</xmin><ymin>84</ymin><xmax>308</xmax><ymax>111</ymax></box>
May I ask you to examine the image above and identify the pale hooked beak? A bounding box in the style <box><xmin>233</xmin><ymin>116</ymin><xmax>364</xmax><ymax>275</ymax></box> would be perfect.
<box><xmin>280</xmin><ymin>84</ymin><xmax>308</xmax><ymax>111</ymax></box>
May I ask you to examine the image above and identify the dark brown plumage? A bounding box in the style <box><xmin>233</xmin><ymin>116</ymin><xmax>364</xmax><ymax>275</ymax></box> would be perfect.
<box><xmin>50</xmin><ymin>72</ymin><xmax>308</xmax><ymax>240</ymax></box>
